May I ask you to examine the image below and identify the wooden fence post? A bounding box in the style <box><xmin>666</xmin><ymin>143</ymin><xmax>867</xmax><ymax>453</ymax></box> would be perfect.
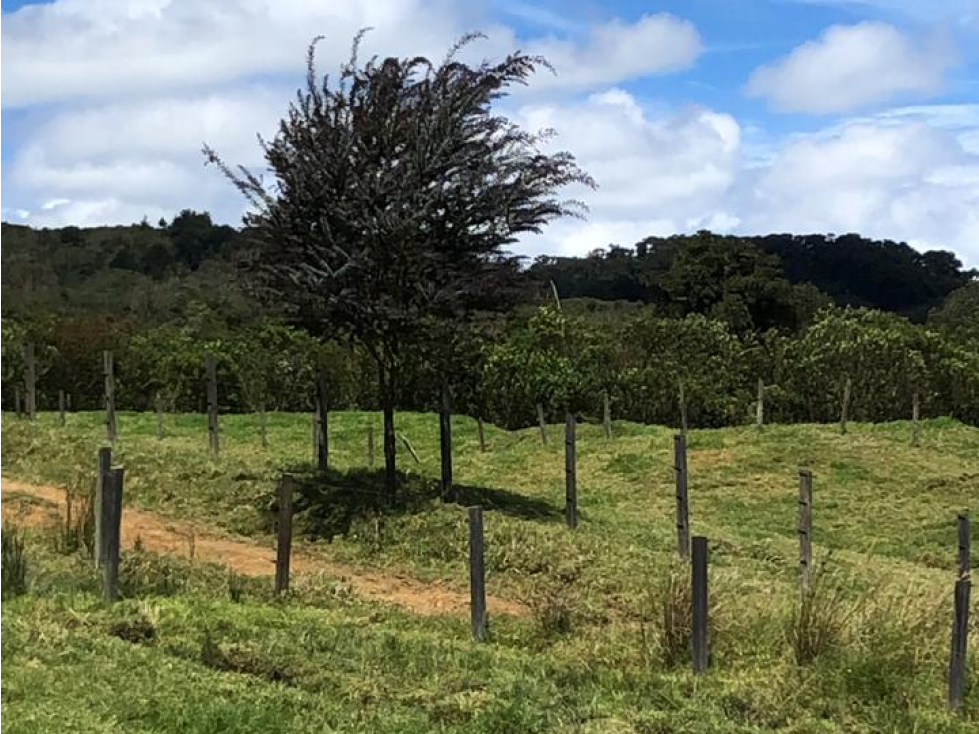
<box><xmin>94</xmin><ymin>446</ymin><xmax>111</xmax><ymax>566</ymax></box>
<box><xmin>315</xmin><ymin>373</ymin><xmax>329</xmax><ymax>472</ymax></box>
<box><xmin>103</xmin><ymin>350</ymin><xmax>117</xmax><ymax>442</ymax></box>
<box><xmin>440</xmin><ymin>383</ymin><xmax>453</xmax><ymax>502</ymax></box>
<box><xmin>949</xmin><ymin>513</ymin><xmax>972</xmax><ymax>710</ymax></box>
<box><xmin>565</xmin><ymin>412</ymin><xmax>578</xmax><ymax>529</ymax></box>
<box><xmin>14</xmin><ymin>386</ymin><xmax>23</xmax><ymax>417</ymax></box>
<box><xmin>23</xmin><ymin>342</ymin><xmax>36</xmax><ymax>421</ymax></box>
<box><xmin>602</xmin><ymin>390</ymin><xmax>612</xmax><ymax>439</ymax></box>
<box><xmin>275</xmin><ymin>475</ymin><xmax>295</xmax><ymax>595</ymax></box>
<box><xmin>674</xmin><ymin>434</ymin><xmax>690</xmax><ymax>558</ymax></box>
<box><xmin>206</xmin><ymin>354</ymin><xmax>220</xmax><ymax>455</ymax></box>
<box><xmin>691</xmin><ymin>536</ymin><xmax>709</xmax><ymax>674</ymax></box>
<box><xmin>756</xmin><ymin>378</ymin><xmax>764</xmax><ymax>429</ymax></box>
<box><xmin>367</xmin><ymin>425</ymin><xmax>375</xmax><ymax>468</ymax></box>
<box><xmin>58</xmin><ymin>389</ymin><xmax>66</xmax><ymax>427</ymax></box>
<box><xmin>948</xmin><ymin>578</ymin><xmax>971</xmax><ymax>710</ymax></box>
<box><xmin>477</xmin><ymin>417</ymin><xmax>487</xmax><ymax>453</ymax></box>
<box><xmin>798</xmin><ymin>469</ymin><xmax>814</xmax><ymax>592</ymax></box>
<box><xmin>102</xmin><ymin>467</ymin><xmax>124</xmax><ymax>602</ymax></box>
<box><xmin>468</xmin><ymin>505</ymin><xmax>488</xmax><ymax>641</ymax></box>
<box><xmin>678</xmin><ymin>380</ymin><xmax>689</xmax><ymax>438</ymax></box>
<box><xmin>839</xmin><ymin>375</ymin><xmax>851</xmax><ymax>436</ymax></box>
<box><xmin>536</xmin><ymin>403</ymin><xmax>548</xmax><ymax>446</ymax></box>
<box><xmin>259</xmin><ymin>402</ymin><xmax>268</xmax><ymax>448</ymax></box>
<box><xmin>155</xmin><ymin>394</ymin><xmax>165</xmax><ymax>439</ymax></box>
<box><xmin>912</xmin><ymin>390</ymin><xmax>921</xmax><ymax>447</ymax></box>
<box><xmin>958</xmin><ymin>513</ymin><xmax>971</xmax><ymax>581</ymax></box>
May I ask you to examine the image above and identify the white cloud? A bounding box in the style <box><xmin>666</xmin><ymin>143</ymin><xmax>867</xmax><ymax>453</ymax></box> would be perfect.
<box><xmin>743</xmin><ymin>118</ymin><xmax>979</xmax><ymax>263</ymax></box>
<box><xmin>1</xmin><ymin>0</ymin><xmax>474</xmax><ymax>107</ymax></box>
<box><xmin>8</xmin><ymin>86</ymin><xmax>287</xmax><ymax>225</ymax></box>
<box><xmin>746</xmin><ymin>22</ymin><xmax>955</xmax><ymax>114</ymax></box>
<box><xmin>1</xmin><ymin>1</ymin><xmax>700</xmax><ymax>108</ymax></box>
<box><xmin>526</xmin><ymin>14</ymin><xmax>701</xmax><ymax>90</ymax></box>
<box><xmin>512</xmin><ymin>89</ymin><xmax>741</xmax><ymax>255</ymax></box>
<box><xmin>517</xmin><ymin>96</ymin><xmax>979</xmax><ymax>265</ymax></box>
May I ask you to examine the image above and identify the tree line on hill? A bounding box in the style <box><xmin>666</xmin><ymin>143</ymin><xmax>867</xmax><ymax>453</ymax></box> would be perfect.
<box><xmin>3</xmin><ymin>216</ymin><xmax>978</xmax><ymax>427</ymax></box>
<box><xmin>3</xmin><ymin>217</ymin><xmax>974</xmax><ymax>332</ymax></box>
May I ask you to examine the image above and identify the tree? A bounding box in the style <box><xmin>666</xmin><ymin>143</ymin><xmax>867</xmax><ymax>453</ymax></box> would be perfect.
<box><xmin>205</xmin><ymin>33</ymin><xmax>592</xmax><ymax>499</ymax></box>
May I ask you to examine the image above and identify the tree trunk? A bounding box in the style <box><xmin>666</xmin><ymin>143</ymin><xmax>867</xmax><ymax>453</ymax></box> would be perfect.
<box><xmin>377</xmin><ymin>358</ymin><xmax>398</xmax><ymax>503</ymax></box>
<box><xmin>383</xmin><ymin>398</ymin><xmax>397</xmax><ymax>504</ymax></box>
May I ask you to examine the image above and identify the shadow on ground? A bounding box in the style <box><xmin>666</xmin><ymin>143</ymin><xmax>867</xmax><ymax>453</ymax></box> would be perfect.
<box><xmin>284</xmin><ymin>466</ymin><xmax>560</xmax><ymax>539</ymax></box>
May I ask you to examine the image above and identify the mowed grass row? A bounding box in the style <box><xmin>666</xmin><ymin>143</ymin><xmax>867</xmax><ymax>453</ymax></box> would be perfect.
<box><xmin>2</xmin><ymin>411</ymin><xmax>978</xmax><ymax>732</ymax></box>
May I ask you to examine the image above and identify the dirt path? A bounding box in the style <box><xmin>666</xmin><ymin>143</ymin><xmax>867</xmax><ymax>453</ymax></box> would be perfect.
<box><xmin>1</xmin><ymin>477</ymin><xmax>526</xmax><ymax>618</ymax></box>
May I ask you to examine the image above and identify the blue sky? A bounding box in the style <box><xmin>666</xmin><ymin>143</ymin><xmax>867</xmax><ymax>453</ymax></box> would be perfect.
<box><xmin>2</xmin><ymin>0</ymin><xmax>978</xmax><ymax>263</ymax></box>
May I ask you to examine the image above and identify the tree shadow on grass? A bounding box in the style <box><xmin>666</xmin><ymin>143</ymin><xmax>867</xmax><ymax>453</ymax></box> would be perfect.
<box><xmin>286</xmin><ymin>466</ymin><xmax>560</xmax><ymax>539</ymax></box>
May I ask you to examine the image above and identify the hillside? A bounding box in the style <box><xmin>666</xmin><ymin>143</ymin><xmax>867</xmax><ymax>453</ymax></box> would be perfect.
<box><xmin>3</xmin><ymin>410</ymin><xmax>978</xmax><ymax>732</ymax></box>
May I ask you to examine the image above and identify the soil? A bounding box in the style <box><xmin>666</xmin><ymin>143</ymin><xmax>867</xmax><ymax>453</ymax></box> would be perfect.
<box><xmin>1</xmin><ymin>477</ymin><xmax>526</xmax><ymax>618</ymax></box>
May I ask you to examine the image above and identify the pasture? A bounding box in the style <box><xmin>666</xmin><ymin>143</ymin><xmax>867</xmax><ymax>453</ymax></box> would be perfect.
<box><xmin>2</xmin><ymin>410</ymin><xmax>978</xmax><ymax>733</ymax></box>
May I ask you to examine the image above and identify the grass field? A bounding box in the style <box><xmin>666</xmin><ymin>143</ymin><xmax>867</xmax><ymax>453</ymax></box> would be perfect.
<box><xmin>2</xmin><ymin>410</ymin><xmax>978</xmax><ymax>732</ymax></box>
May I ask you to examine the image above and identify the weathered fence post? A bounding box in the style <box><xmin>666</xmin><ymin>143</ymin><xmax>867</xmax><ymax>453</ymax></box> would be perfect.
<box><xmin>691</xmin><ymin>536</ymin><xmax>709</xmax><ymax>674</ymax></box>
<box><xmin>602</xmin><ymin>390</ymin><xmax>612</xmax><ymax>439</ymax></box>
<box><xmin>839</xmin><ymin>375</ymin><xmax>852</xmax><ymax>435</ymax></box>
<box><xmin>154</xmin><ymin>394</ymin><xmax>165</xmax><ymax>439</ymax></box>
<box><xmin>477</xmin><ymin>416</ymin><xmax>487</xmax><ymax>452</ymax></box>
<box><xmin>468</xmin><ymin>505</ymin><xmax>488</xmax><ymax>641</ymax></box>
<box><xmin>536</xmin><ymin>402</ymin><xmax>548</xmax><ymax>446</ymax></box>
<box><xmin>275</xmin><ymin>475</ymin><xmax>295</xmax><ymax>595</ymax></box>
<box><xmin>102</xmin><ymin>467</ymin><xmax>124</xmax><ymax>602</ymax></box>
<box><xmin>798</xmin><ymin>469</ymin><xmax>814</xmax><ymax>592</ymax></box>
<box><xmin>315</xmin><ymin>372</ymin><xmax>329</xmax><ymax>472</ymax></box>
<box><xmin>565</xmin><ymin>412</ymin><xmax>578</xmax><ymax>529</ymax></box>
<box><xmin>94</xmin><ymin>446</ymin><xmax>111</xmax><ymax>566</ymax></box>
<box><xmin>103</xmin><ymin>350</ymin><xmax>117</xmax><ymax>442</ymax></box>
<box><xmin>949</xmin><ymin>513</ymin><xmax>972</xmax><ymax>710</ymax></box>
<box><xmin>367</xmin><ymin>424</ymin><xmax>375</xmax><ymax>468</ymax></box>
<box><xmin>756</xmin><ymin>378</ymin><xmax>764</xmax><ymax>429</ymax></box>
<box><xmin>259</xmin><ymin>402</ymin><xmax>268</xmax><ymax>448</ymax></box>
<box><xmin>23</xmin><ymin>342</ymin><xmax>36</xmax><ymax>421</ymax></box>
<box><xmin>674</xmin><ymin>434</ymin><xmax>690</xmax><ymax>558</ymax></box>
<box><xmin>948</xmin><ymin>578</ymin><xmax>971</xmax><ymax>711</ymax></box>
<box><xmin>205</xmin><ymin>354</ymin><xmax>220</xmax><ymax>455</ymax></box>
<box><xmin>678</xmin><ymin>380</ymin><xmax>689</xmax><ymax>438</ymax></box>
<box><xmin>958</xmin><ymin>513</ymin><xmax>971</xmax><ymax>581</ymax></box>
<box><xmin>58</xmin><ymin>389</ymin><xmax>66</xmax><ymax>427</ymax></box>
<box><xmin>912</xmin><ymin>390</ymin><xmax>921</xmax><ymax>447</ymax></box>
<box><xmin>14</xmin><ymin>386</ymin><xmax>23</xmax><ymax>417</ymax></box>
<box><xmin>440</xmin><ymin>383</ymin><xmax>453</xmax><ymax>502</ymax></box>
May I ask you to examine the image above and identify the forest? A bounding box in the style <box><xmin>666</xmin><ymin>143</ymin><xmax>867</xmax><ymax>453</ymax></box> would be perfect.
<box><xmin>3</xmin><ymin>214</ymin><xmax>977</xmax><ymax>428</ymax></box>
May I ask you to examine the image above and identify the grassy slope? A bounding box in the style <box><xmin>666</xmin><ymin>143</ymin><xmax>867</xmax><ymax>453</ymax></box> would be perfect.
<box><xmin>2</xmin><ymin>411</ymin><xmax>978</xmax><ymax>732</ymax></box>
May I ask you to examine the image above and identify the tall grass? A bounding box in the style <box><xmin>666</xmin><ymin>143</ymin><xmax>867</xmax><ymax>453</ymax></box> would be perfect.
<box><xmin>787</xmin><ymin>558</ymin><xmax>852</xmax><ymax>665</ymax></box>
<box><xmin>1</xmin><ymin>524</ymin><xmax>29</xmax><ymax>599</ymax></box>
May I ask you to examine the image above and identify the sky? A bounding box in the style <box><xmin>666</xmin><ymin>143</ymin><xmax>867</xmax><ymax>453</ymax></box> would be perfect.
<box><xmin>2</xmin><ymin>0</ymin><xmax>978</xmax><ymax>265</ymax></box>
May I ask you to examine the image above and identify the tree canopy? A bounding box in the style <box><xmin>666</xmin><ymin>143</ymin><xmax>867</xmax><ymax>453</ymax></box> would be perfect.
<box><xmin>204</xmin><ymin>33</ymin><xmax>592</xmax><ymax>498</ymax></box>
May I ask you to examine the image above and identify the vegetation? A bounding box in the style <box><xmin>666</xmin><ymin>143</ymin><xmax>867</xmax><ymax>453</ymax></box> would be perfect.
<box><xmin>5</xmin><ymin>25</ymin><xmax>976</xmax><ymax>734</ymax></box>
<box><xmin>3</xmin><ymin>411</ymin><xmax>978</xmax><ymax>732</ymax></box>
<box><xmin>204</xmin><ymin>33</ymin><xmax>591</xmax><ymax>499</ymax></box>
<box><xmin>2</xmin><ymin>525</ymin><xmax>29</xmax><ymax>600</ymax></box>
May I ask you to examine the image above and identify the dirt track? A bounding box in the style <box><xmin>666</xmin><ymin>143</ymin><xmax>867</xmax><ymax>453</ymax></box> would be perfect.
<box><xmin>1</xmin><ymin>477</ymin><xmax>526</xmax><ymax>617</ymax></box>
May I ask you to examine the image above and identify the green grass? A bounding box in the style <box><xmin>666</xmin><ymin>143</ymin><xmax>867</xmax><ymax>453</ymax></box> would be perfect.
<box><xmin>2</xmin><ymin>410</ymin><xmax>978</xmax><ymax>732</ymax></box>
